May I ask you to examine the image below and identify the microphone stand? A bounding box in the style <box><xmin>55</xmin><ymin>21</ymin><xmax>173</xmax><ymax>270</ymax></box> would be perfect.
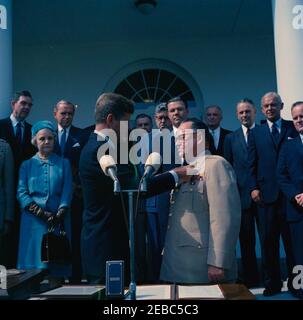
<box><xmin>120</xmin><ymin>188</ymin><xmax>138</xmax><ymax>300</ymax></box>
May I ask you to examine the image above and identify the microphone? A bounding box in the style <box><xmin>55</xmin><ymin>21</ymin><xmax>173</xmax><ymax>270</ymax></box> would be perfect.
<box><xmin>140</xmin><ymin>152</ymin><xmax>162</xmax><ymax>193</ymax></box>
<box><xmin>99</xmin><ymin>155</ymin><xmax>121</xmax><ymax>194</ymax></box>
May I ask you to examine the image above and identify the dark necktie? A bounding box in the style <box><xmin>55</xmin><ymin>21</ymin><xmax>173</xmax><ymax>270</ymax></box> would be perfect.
<box><xmin>60</xmin><ymin>129</ymin><xmax>66</xmax><ymax>155</ymax></box>
<box><xmin>246</xmin><ymin>128</ymin><xmax>251</xmax><ymax>146</ymax></box>
<box><xmin>271</xmin><ymin>122</ymin><xmax>279</xmax><ymax>145</ymax></box>
<box><xmin>16</xmin><ymin>122</ymin><xmax>22</xmax><ymax>145</ymax></box>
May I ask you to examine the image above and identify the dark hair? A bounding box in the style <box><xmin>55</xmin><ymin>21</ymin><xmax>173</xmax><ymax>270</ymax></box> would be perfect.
<box><xmin>135</xmin><ymin>113</ymin><xmax>152</xmax><ymax>124</ymax></box>
<box><xmin>95</xmin><ymin>93</ymin><xmax>134</xmax><ymax>124</ymax></box>
<box><xmin>12</xmin><ymin>90</ymin><xmax>32</xmax><ymax>104</ymax></box>
<box><xmin>291</xmin><ymin>101</ymin><xmax>303</xmax><ymax>110</ymax></box>
<box><xmin>54</xmin><ymin>100</ymin><xmax>76</xmax><ymax>111</ymax></box>
<box><xmin>238</xmin><ymin>98</ymin><xmax>255</xmax><ymax>106</ymax></box>
<box><xmin>236</xmin><ymin>98</ymin><xmax>256</xmax><ymax>111</ymax></box>
<box><xmin>167</xmin><ymin>96</ymin><xmax>188</xmax><ymax>109</ymax></box>
<box><xmin>181</xmin><ymin>117</ymin><xmax>211</xmax><ymax>144</ymax></box>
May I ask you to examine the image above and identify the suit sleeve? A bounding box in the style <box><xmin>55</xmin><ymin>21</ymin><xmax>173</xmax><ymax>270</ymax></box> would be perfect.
<box><xmin>223</xmin><ymin>133</ymin><xmax>233</xmax><ymax>165</ymax></box>
<box><xmin>17</xmin><ymin>161</ymin><xmax>34</xmax><ymax>209</ymax></box>
<box><xmin>4</xmin><ymin>143</ymin><xmax>14</xmax><ymax>222</ymax></box>
<box><xmin>206</xmin><ymin>158</ymin><xmax>241</xmax><ymax>269</ymax></box>
<box><xmin>59</xmin><ymin>159</ymin><xmax>73</xmax><ymax>209</ymax></box>
<box><xmin>277</xmin><ymin>143</ymin><xmax>300</xmax><ymax>201</ymax></box>
<box><xmin>247</xmin><ymin>129</ymin><xmax>258</xmax><ymax>193</ymax></box>
<box><xmin>145</xmin><ymin>172</ymin><xmax>176</xmax><ymax>198</ymax></box>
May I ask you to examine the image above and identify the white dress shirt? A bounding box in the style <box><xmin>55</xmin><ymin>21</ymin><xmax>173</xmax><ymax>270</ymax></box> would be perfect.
<box><xmin>267</xmin><ymin>118</ymin><xmax>282</xmax><ymax>134</ymax></box>
<box><xmin>241</xmin><ymin>123</ymin><xmax>256</xmax><ymax>144</ymax></box>
<box><xmin>209</xmin><ymin>127</ymin><xmax>221</xmax><ymax>149</ymax></box>
<box><xmin>58</xmin><ymin>125</ymin><xmax>71</xmax><ymax>144</ymax></box>
<box><xmin>10</xmin><ymin>114</ymin><xmax>24</xmax><ymax>139</ymax></box>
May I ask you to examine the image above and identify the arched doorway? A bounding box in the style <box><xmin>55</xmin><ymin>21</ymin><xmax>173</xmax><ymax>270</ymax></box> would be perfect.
<box><xmin>104</xmin><ymin>59</ymin><xmax>203</xmax><ymax>123</ymax></box>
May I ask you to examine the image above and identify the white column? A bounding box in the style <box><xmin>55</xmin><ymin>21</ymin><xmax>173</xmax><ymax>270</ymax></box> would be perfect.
<box><xmin>272</xmin><ymin>0</ymin><xmax>303</xmax><ymax>120</ymax></box>
<box><xmin>0</xmin><ymin>0</ymin><xmax>12</xmax><ymax>118</ymax></box>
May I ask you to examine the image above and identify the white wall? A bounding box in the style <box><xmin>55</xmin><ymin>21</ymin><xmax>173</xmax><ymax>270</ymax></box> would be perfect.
<box><xmin>13</xmin><ymin>34</ymin><xmax>277</xmax><ymax>130</ymax></box>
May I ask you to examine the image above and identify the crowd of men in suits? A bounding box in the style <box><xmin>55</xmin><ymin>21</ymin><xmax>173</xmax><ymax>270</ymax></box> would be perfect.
<box><xmin>0</xmin><ymin>89</ymin><xmax>302</xmax><ymax>299</ymax></box>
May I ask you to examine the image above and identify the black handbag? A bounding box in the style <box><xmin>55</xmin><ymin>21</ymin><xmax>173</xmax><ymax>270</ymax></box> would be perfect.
<box><xmin>41</xmin><ymin>224</ymin><xmax>71</xmax><ymax>264</ymax></box>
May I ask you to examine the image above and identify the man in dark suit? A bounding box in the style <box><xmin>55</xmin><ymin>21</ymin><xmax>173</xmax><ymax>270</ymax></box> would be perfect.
<box><xmin>53</xmin><ymin>100</ymin><xmax>87</xmax><ymax>284</ymax></box>
<box><xmin>277</xmin><ymin>101</ymin><xmax>303</xmax><ymax>300</ymax></box>
<box><xmin>248</xmin><ymin>92</ymin><xmax>297</xmax><ymax>296</ymax></box>
<box><xmin>205</xmin><ymin>105</ymin><xmax>231</xmax><ymax>157</ymax></box>
<box><xmin>224</xmin><ymin>98</ymin><xmax>259</xmax><ymax>288</ymax></box>
<box><xmin>0</xmin><ymin>90</ymin><xmax>36</xmax><ymax>267</ymax></box>
<box><xmin>80</xmin><ymin>93</ymin><xmax>184</xmax><ymax>285</ymax></box>
<box><xmin>0</xmin><ymin>90</ymin><xmax>36</xmax><ymax>174</ymax></box>
<box><xmin>79</xmin><ymin>93</ymin><xmax>138</xmax><ymax>284</ymax></box>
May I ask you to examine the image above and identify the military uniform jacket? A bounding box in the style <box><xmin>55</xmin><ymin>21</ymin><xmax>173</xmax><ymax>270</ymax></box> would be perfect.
<box><xmin>160</xmin><ymin>154</ymin><xmax>241</xmax><ymax>284</ymax></box>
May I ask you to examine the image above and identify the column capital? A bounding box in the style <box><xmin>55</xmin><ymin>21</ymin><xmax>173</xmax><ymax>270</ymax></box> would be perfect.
<box><xmin>272</xmin><ymin>0</ymin><xmax>303</xmax><ymax>119</ymax></box>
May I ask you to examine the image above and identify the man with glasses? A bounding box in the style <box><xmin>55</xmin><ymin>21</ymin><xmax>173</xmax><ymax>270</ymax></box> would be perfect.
<box><xmin>0</xmin><ymin>90</ymin><xmax>36</xmax><ymax>267</ymax></box>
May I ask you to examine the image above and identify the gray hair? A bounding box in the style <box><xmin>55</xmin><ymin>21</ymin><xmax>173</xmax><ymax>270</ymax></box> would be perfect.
<box><xmin>205</xmin><ymin>105</ymin><xmax>223</xmax><ymax>115</ymax></box>
<box><xmin>261</xmin><ymin>92</ymin><xmax>283</xmax><ymax>105</ymax></box>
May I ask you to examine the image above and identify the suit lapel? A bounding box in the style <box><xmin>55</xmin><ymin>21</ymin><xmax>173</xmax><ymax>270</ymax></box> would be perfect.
<box><xmin>262</xmin><ymin>122</ymin><xmax>276</xmax><ymax>148</ymax></box>
<box><xmin>23</xmin><ymin>122</ymin><xmax>32</xmax><ymax>146</ymax></box>
<box><xmin>294</xmin><ymin>136</ymin><xmax>303</xmax><ymax>156</ymax></box>
<box><xmin>5</xmin><ymin>118</ymin><xmax>19</xmax><ymax>151</ymax></box>
<box><xmin>277</xmin><ymin>120</ymin><xmax>288</xmax><ymax>148</ymax></box>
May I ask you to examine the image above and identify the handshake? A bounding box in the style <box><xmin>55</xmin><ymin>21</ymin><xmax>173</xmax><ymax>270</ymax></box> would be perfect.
<box><xmin>27</xmin><ymin>203</ymin><xmax>67</xmax><ymax>227</ymax></box>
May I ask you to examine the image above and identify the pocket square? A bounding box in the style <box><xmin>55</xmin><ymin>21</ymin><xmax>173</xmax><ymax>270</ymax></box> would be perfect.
<box><xmin>287</xmin><ymin>137</ymin><xmax>294</xmax><ymax>140</ymax></box>
<box><xmin>72</xmin><ymin>142</ymin><xmax>81</xmax><ymax>147</ymax></box>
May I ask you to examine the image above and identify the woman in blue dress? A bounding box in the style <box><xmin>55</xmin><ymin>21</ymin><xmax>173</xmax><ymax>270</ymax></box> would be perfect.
<box><xmin>17</xmin><ymin>121</ymin><xmax>73</xmax><ymax>286</ymax></box>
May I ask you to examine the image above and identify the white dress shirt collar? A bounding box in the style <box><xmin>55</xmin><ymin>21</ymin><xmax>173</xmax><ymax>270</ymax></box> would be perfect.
<box><xmin>58</xmin><ymin>125</ymin><xmax>71</xmax><ymax>143</ymax></box>
<box><xmin>241</xmin><ymin>123</ymin><xmax>255</xmax><ymax>142</ymax></box>
<box><xmin>58</xmin><ymin>124</ymin><xmax>71</xmax><ymax>135</ymax></box>
<box><xmin>10</xmin><ymin>114</ymin><xmax>25</xmax><ymax>128</ymax></box>
<box><xmin>267</xmin><ymin>118</ymin><xmax>282</xmax><ymax>132</ymax></box>
<box><xmin>209</xmin><ymin>126</ymin><xmax>221</xmax><ymax>149</ymax></box>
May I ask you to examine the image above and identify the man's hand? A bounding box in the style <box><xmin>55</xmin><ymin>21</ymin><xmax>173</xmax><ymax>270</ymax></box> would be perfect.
<box><xmin>251</xmin><ymin>189</ymin><xmax>263</xmax><ymax>204</ymax></box>
<box><xmin>208</xmin><ymin>265</ymin><xmax>225</xmax><ymax>282</ymax></box>
<box><xmin>173</xmin><ymin>165</ymin><xmax>196</xmax><ymax>183</ymax></box>
<box><xmin>295</xmin><ymin>193</ymin><xmax>303</xmax><ymax>207</ymax></box>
